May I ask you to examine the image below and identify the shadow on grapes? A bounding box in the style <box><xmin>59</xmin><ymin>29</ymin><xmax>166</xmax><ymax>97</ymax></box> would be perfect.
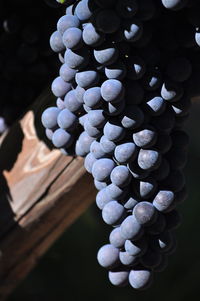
<box><xmin>8</xmin><ymin>99</ymin><xmax>200</xmax><ymax>301</ymax></box>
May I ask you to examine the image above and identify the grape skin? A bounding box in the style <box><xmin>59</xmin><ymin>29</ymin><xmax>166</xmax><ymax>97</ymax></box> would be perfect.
<box><xmin>129</xmin><ymin>269</ymin><xmax>153</xmax><ymax>290</ymax></box>
<box><xmin>92</xmin><ymin>158</ymin><xmax>115</xmax><ymax>182</ymax></box>
<box><xmin>102</xmin><ymin>201</ymin><xmax>125</xmax><ymax>225</ymax></box>
<box><xmin>41</xmin><ymin>107</ymin><xmax>60</xmax><ymax>129</ymax></box>
<box><xmin>97</xmin><ymin>244</ymin><xmax>119</xmax><ymax>268</ymax></box>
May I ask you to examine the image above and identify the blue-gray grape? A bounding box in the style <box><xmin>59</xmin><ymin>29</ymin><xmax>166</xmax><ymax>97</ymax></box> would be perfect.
<box><xmin>102</xmin><ymin>201</ymin><xmax>125</xmax><ymax>225</ymax></box>
<box><xmin>92</xmin><ymin>158</ymin><xmax>115</xmax><ymax>182</ymax></box>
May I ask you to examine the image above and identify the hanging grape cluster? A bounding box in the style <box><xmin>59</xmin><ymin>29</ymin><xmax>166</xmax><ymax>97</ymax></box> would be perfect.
<box><xmin>41</xmin><ymin>0</ymin><xmax>200</xmax><ymax>290</ymax></box>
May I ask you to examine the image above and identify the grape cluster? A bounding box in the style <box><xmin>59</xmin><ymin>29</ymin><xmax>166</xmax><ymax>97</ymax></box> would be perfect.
<box><xmin>41</xmin><ymin>0</ymin><xmax>200</xmax><ymax>290</ymax></box>
<box><xmin>0</xmin><ymin>0</ymin><xmax>62</xmax><ymax>135</ymax></box>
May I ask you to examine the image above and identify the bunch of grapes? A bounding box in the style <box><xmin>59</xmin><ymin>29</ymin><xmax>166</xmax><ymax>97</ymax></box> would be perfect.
<box><xmin>41</xmin><ymin>0</ymin><xmax>200</xmax><ymax>290</ymax></box>
<box><xmin>0</xmin><ymin>0</ymin><xmax>63</xmax><ymax>135</ymax></box>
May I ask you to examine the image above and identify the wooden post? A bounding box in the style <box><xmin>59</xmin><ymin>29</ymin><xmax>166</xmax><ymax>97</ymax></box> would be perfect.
<box><xmin>0</xmin><ymin>91</ymin><xmax>96</xmax><ymax>300</ymax></box>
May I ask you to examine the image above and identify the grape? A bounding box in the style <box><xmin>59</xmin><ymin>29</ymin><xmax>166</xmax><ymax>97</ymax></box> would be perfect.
<box><xmin>129</xmin><ymin>269</ymin><xmax>153</xmax><ymax>290</ymax></box>
<box><xmin>90</xmin><ymin>141</ymin><xmax>107</xmax><ymax>159</ymax></box>
<box><xmin>75</xmin><ymin>0</ymin><xmax>96</xmax><ymax>22</ymax></box>
<box><xmin>109</xmin><ymin>227</ymin><xmax>126</xmax><ymax>248</ymax></box>
<box><xmin>103</xmin><ymin>100</ymin><xmax>125</xmax><ymax>117</ymax></box>
<box><xmin>120</xmin><ymin>105</ymin><xmax>144</xmax><ymax>129</ymax></box>
<box><xmin>151</xmin><ymin>231</ymin><xmax>174</xmax><ymax>253</ymax></box>
<box><xmin>166</xmin><ymin>57</ymin><xmax>192</xmax><ymax>82</ymax></box>
<box><xmin>140</xmin><ymin>249</ymin><xmax>162</xmax><ymax>269</ymax></box>
<box><xmin>83</xmin><ymin>87</ymin><xmax>102</xmax><ymax>108</ymax></box>
<box><xmin>100</xmin><ymin>135</ymin><xmax>116</xmax><ymax>154</ymax></box>
<box><xmin>138</xmin><ymin>149</ymin><xmax>161</xmax><ymax>171</ymax></box>
<box><xmin>78</xmin><ymin>131</ymin><xmax>95</xmax><ymax>154</ymax></box>
<box><xmin>64</xmin><ymin>48</ymin><xmax>89</xmax><ymax>69</ymax></box>
<box><xmin>151</xmin><ymin>159</ymin><xmax>170</xmax><ymax>181</ymax></box>
<box><xmin>126</xmin><ymin>56</ymin><xmax>146</xmax><ymax>80</ymax></box>
<box><xmin>133</xmin><ymin>202</ymin><xmax>157</xmax><ymax>225</ymax></box>
<box><xmin>142</xmin><ymin>70</ymin><xmax>162</xmax><ymax>91</ymax></box>
<box><xmin>125</xmin><ymin>238</ymin><xmax>147</xmax><ymax>257</ymax></box>
<box><xmin>92</xmin><ymin>158</ymin><xmax>115</xmax><ymax>182</ymax></box>
<box><xmin>94</xmin><ymin>179</ymin><xmax>108</xmax><ymax>191</ymax></box>
<box><xmin>83</xmin><ymin>23</ymin><xmax>105</xmax><ymax>46</ymax></box>
<box><xmin>154</xmin><ymin>255</ymin><xmax>169</xmax><ymax>272</ymax></box>
<box><xmin>45</xmin><ymin>128</ymin><xmax>53</xmax><ymax>140</ymax></box>
<box><xmin>41</xmin><ymin>107</ymin><xmax>60</xmax><ymax>129</ymax></box>
<box><xmin>133</xmin><ymin>128</ymin><xmax>157</xmax><ymax>148</ymax></box>
<box><xmin>135</xmin><ymin>178</ymin><xmax>157</xmax><ymax>199</ymax></box>
<box><xmin>145</xmin><ymin>96</ymin><xmax>166</xmax><ymax>116</ymax></box>
<box><xmin>147</xmin><ymin>213</ymin><xmax>166</xmax><ymax>235</ymax></box>
<box><xmin>97</xmin><ymin>244</ymin><xmax>119</xmax><ymax>268</ymax></box>
<box><xmin>96</xmin><ymin>10</ymin><xmax>121</xmax><ymax>34</ymax></box>
<box><xmin>50</xmin><ymin>31</ymin><xmax>65</xmax><ymax>53</ymax></box>
<box><xmin>101</xmin><ymin>79</ymin><xmax>124</xmax><ymax>103</ymax></box>
<box><xmin>161</xmin><ymin>81</ymin><xmax>183</xmax><ymax>102</ymax></box>
<box><xmin>154</xmin><ymin>133</ymin><xmax>172</xmax><ymax>154</ymax></box>
<box><xmin>161</xmin><ymin>0</ymin><xmax>188</xmax><ymax>10</ymax></box>
<box><xmin>123</xmin><ymin>196</ymin><xmax>138</xmax><ymax>210</ymax></box>
<box><xmin>102</xmin><ymin>201</ymin><xmax>125</xmax><ymax>225</ymax></box>
<box><xmin>59</xmin><ymin>64</ymin><xmax>77</xmax><ymax>83</ymax></box>
<box><xmin>128</xmin><ymin>161</ymin><xmax>149</xmax><ymax>180</ymax></box>
<box><xmin>75</xmin><ymin>70</ymin><xmax>99</xmax><ymax>88</ymax></box>
<box><xmin>88</xmin><ymin>110</ymin><xmax>106</xmax><ymax>128</ymax></box>
<box><xmin>123</xmin><ymin>19</ymin><xmax>143</xmax><ymax>42</ymax></box>
<box><xmin>94</xmin><ymin>44</ymin><xmax>119</xmax><ymax>66</ymax></box>
<box><xmin>57</xmin><ymin>15</ymin><xmax>80</xmax><ymax>35</ymax></box>
<box><xmin>79</xmin><ymin>114</ymin><xmax>88</xmax><ymax>127</ymax></box>
<box><xmin>103</xmin><ymin>121</ymin><xmax>125</xmax><ymax>142</ymax></box>
<box><xmin>137</xmin><ymin>0</ymin><xmax>156</xmax><ymax>20</ymax></box>
<box><xmin>120</xmin><ymin>215</ymin><xmax>143</xmax><ymax>240</ymax></box>
<box><xmin>125</xmin><ymin>81</ymin><xmax>144</xmax><ymax>105</ymax></box>
<box><xmin>96</xmin><ymin>187</ymin><xmax>112</xmax><ymax>209</ymax></box>
<box><xmin>165</xmin><ymin>209</ymin><xmax>182</xmax><ymax>230</ymax></box>
<box><xmin>110</xmin><ymin>166</ymin><xmax>131</xmax><ymax>188</ymax></box>
<box><xmin>171</xmin><ymin>97</ymin><xmax>191</xmax><ymax>117</ymax></box>
<box><xmin>84</xmin><ymin>153</ymin><xmax>97</xmax><ymax>173</ymax></box>
<box><xmin>51</xmin><ymin>76</ymin><xmax>71</xmax><ymax>97</ymax></box>
<box><xmin>62</xmin><ymin>27</ymin><xmax>83</xmax><ymax>50</ymax></box>
<box><xmin>108</xmin><ymin>270</ymin><xmax>129</xmax><ymax>287</ymax></box>
<box><xmin>84</xmin><ymin>119</ymin><xmax>102</xmax><ymax>138</ymax></box>
<box><xmin>119</xmin><ymin>251</ymin><xmax>138</xmax><ymax>266</ymax></box>
<box><xmin>64</xmin><ymin>90</ymin><xmax>82</xmax><ymax>113</ymax></box>
<box><xmin>167</xmin><ymin>148</ymin><xmax>188</xmax><ymax>170</ymax></box>
<box><xmin>66</xmin><ymin>4</ymin><xmax>74</xmax><ymax>15</ymax></box>
<box><xmin>58</xmin><ymin>53</ymin><xmax>65</xmax><ymax>64</ymax></box>
<box><xmin>114</xmin><ymin>142</ymin><xmax>138</xmax><ymax>163</ymax></box>
<box><xmin>84</xmin><ymin>104</ymin><xmax>95</xmax><ymax>113</ymax></box>
<box><xmin>57</xmin><ymin>108</ymin><xmax>77</xmax><ymax>130</ymax></box>
<box><xmin>195</xmin><ymin>30</ymin><xmax>200</xmax><ymax>47</ymax></box>
<box><xmin>106</xmin><ymin>183</ymin><xmax>127</xmax><ymax>200</ymax></box>
<box><xmin>175</xmin><ymin>186</ymin><xmax>188</xmax><ymax>204</ymax></box>
<box><xmin>105</xmin><ymin>61</ymin><xmax>127</xmax><ymax>80</ymax></box>
<box><xmin>116</xmin><ymin>0</ymin><xmax>138</xmax><ymax>18</ymax></box>
<box><xmin>75</xmin><ymin>86</ymin><xmax>85</xmax><ymax>104</ymax></box>
<box><xmin>52</xmin><ymin>128</ymin><xmax>73</xmax><ymax>148</ymax></box>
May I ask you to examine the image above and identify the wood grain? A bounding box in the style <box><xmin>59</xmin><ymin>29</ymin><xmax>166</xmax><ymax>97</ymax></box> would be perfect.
<box><xmin>0</xmin><ymin>91</ymin><xmax>96</xmax><ymax>300</ymax></box>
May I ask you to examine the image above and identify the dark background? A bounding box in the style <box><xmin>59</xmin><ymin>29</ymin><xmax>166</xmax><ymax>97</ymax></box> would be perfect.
<box><xmin>8</xmin><ymin>101</ymin><xmax>200</xmax><ymax>301</ymax></box>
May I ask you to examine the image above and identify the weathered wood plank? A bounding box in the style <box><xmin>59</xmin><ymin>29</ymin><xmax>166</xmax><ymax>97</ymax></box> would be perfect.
<box><xmin>0</xmin><ymin>91</ymin><xmax>96</xmax><ymax>300</ymax></box>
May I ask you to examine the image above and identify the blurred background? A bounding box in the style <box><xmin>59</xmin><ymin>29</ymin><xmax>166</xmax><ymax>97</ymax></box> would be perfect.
<box><xmin>8</xmin><ymin>100</ymin><xmax>200</xmax><ymax>301</ymax></box>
